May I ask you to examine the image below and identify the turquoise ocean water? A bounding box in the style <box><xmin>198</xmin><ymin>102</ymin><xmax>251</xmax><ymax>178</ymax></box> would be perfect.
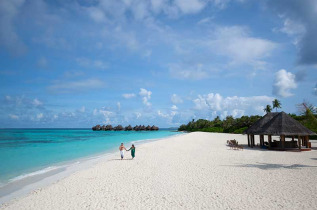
<box><xmin>0</xmin><ymin>129</ymin><xmax>178</xmax><ymax>186</ymax></box>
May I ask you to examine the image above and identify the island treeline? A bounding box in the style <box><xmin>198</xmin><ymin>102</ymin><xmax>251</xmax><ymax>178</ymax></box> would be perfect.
<box><xmin>178</xmin><ymin>115</ymin><xmax>261</xmax><ymax>134</ymax></box>
<box><xmin>179</xmin><ymin>100</ymin><xmax>317</xmax><ymax>138</ymax></box>
<box><xmin>178</xmin><ymin>112</ymin><xmax>317</xmax><ymax>138</ymax></box>
<box><xmin>92</xmin><ymin>124</ymin><xmax>159</xmax><ymax>131</ymax></box>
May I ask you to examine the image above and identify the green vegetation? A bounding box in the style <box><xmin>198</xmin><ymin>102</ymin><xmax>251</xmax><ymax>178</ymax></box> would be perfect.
<box><xmin>264</xmin><ymin>98</ymin><xmax>281</xmax><ymax>113</ymax></box>
<box><xmin>178</xmin><ymin>115</ymin><xmax>261</xmax><ymax>134</ymax></box>
<box><xmin>272</xmin><ymin>99</ymin><xmax>282</xmax><ymax>112</ymax></box>
<box><xmin>294</xmin><ymin>102</ymin><xmax>317</xmax><ymax>139</ymax></box>
<box><xmin>263</xmin><ymin>105</ymin><xmax>272</xmax><ymax>113</ymax></box>
<box><xmin>178</xmin><ymin>101</ymin><xmax>317</xmax><ymax>139</ymax></box>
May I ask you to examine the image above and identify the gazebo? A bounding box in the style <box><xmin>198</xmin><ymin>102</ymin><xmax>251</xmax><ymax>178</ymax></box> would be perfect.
<box><xmin>244</xmin><ymin>112</ymin><xmax>316</xmax><ymax>151</ymax></box>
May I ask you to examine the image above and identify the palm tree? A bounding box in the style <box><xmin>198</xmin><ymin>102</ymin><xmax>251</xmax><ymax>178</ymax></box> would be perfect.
<box><xmin>297</xmin><ymin>100</ymin><xmax>317</xmax><ymax>115</ymax></box>
<box><xmin>272</xmin><ymin>99</ymin><xmax>281</xmax><ymax>112</ymax></box>
<box><xmin>264</xmin><ymin>105</ymin><xmax>272</xmax><ymax>113</ymax></box>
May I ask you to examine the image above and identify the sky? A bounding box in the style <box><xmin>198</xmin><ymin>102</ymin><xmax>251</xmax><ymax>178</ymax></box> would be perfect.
<box><xmin>0</xmin><ymin>0</ymin><xmax>316</xmax><ymax>128</ymax></box>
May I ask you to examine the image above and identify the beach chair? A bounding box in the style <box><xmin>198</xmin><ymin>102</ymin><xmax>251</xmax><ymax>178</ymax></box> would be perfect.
<box><xmin>227</xmin><ymin>140</ymin><xmax>239</xmax><ymax>150</ymax></box>
<box><xmin>227</xmin><ymin>139</ymin><xmax>243</xmax><ymax>150</ymax></box>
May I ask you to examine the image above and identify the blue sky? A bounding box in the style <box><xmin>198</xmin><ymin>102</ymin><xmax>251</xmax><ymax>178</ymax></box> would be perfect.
<box><xmin>0</xmin><ymin>0</ymin><xmax>316</xmax><ymax>128</ymax></box>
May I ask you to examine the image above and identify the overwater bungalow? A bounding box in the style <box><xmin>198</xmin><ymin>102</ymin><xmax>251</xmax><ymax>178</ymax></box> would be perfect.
<box><xmin>244</xmin><ymin>112</ymin><xmax>315</xmax><ymax>151</ymax></box>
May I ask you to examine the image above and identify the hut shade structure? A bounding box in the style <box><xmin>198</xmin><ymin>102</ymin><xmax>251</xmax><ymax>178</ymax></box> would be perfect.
<box><xmin>244</xmin><ymin>112</ymin><xmax>278</xmax><ymax>135</ymax></box>
<box><xmin>244</xmin><ymin>112</ymin><xmax>315</xmax><ymax>151</ymax></box>
<box><xmin>258</xmin><ymin>112</ymin><xmax>315</xmax><ymax>136</ymax></box>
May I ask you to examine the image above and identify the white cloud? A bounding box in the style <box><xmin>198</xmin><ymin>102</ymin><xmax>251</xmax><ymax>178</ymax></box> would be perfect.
<box><xmin>135</xmin><ymin>112</ymin><xmax>142</xmax><ymax>119</ymax></box>
<box><xmin>93</xmin><ymin>108</ymin><xmax>98</xmax><ymax>116</ymax></box>
<box><xmin>130</xmin><ymin>1</ymin><xmax>150</xmax><ymax>20</ymax></box>
<box><xmin>231</xmin><ymin>109</ymin><xmax>245</xmax><ymax>118</ymax></box>
<box><xmin>59</xmin><ymin>112</ymin><xmax>76</xmax><ymax>118</ymax></box>
<box><xmin>272</xmin><ymin>69</ymin><xmax>297</xmax><ymax>98</ymax></box>
<box><xmin>171</xmin><ymin>94</ymin><xmax>183</xmax><ymax>104</ymax></box>
<box><xmin>197</xmin><ymin>17</ymin><xmax>213</xmax><ymax>25</ymax></box>
<box><xmin>37</xmin><ymin>113</ymin><xmax>43</xmax><ymax>119</ymax></box>
<box><xmin>209</xmin><ymin>26</ymin><xmax>276</xmax><ymax>65</ymax></box>
<box><xmin>117</xmin><ymin>102</ymin><xmax>121</xmax><ymax>111</ymax></box>
<box><xmin>4</xmin><ymin>95</ymin><xmax>45</xmax><ymax>108</ymax></box>
<box><xmin>193</xmin><ymin>93</ymin><xmax>274</xmax><ymax>117</ymax></box>
<box><xmin>314</xmin><ymin>84</ymin><xmax>317</xmax><ymax>96</ymax></box>
<box><xmin>171</xmin><ymin>105</ymin><xmax>178</xmax><ymax>110</ymax></box>
<box><xmin>142</xmin><ymin>97</ymin><xmax>151</xmax><ymax>107</ymax></box>
<box><xmin>9</xmin><ymin>114</ymin><xmax>19</xmax><ymax>120</ymax></box>
<box><xmin>174</xmin><ymin>0</ymin><xmax>206</xmax><ymax>14</ymax></box>
<box><xmin>139</xmin><ymin>88</ymin><xmax>152</xmax><ymax>107</ymax></box>
<box><xmin>280</xmin><ymin>18</ymin><xmax>306</xmax><ymax>37</ymax></box>
<box><xmin>139</xmin><ymin>88</ymin><xmax>152</xmax><ymax>98</ymax></box>
<box><xmin>193</xmin><ymin>93</ymin><xmax>223</xmax><ymax>111</ymax></box>
<box><xmin>157</xmin><ymin>110</ymin><xmax>169</xmax><ymax>118</ymax></box>
<box><xmin>78</xmin><ymin>106</ymin><xmax>86</xmax><ymax>113</ymax></box>
<box><xmin>48</xmin><ymin>78</ymin><xmax>105</xmax><ymax>93</ymax></box>
<box><xmin>167</xmin><ymin>25</ymin><xmax>276</xmax><ymax>80</ymax></box>
<box><xmin>268</xmin><ymin>0</ymin><xmax>317</xmax><ymax>65</ymax></box>
<box><xmin>99</xmin><ymin>110</ymin><xmax>113</xmax><ymax>118</ymax></box>
<box><xmin>32</xmin><ymin>98</ymin><xmax>43</xmax><ymax>107</ymax></box>
<box><xmin>87</xmin><ymin>7</ymin><xmax>107</xmax><ymax>23</ymax></box>
<box><xmin>93</xmin><ymin>107</ymin><xmax>115</xmax><ymax>124</ymax></box>
<box><xmin>122</xmin><ymin>93</ymin><xmax>136</xmax><ymax>99</ymax></box>
<box><xmin>86</xmin><ymin>0</ymin><xmax>208</xmax><ymax>23</ymax></box>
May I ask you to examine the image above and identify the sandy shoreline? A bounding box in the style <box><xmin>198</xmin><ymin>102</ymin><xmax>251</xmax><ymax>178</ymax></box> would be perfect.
<box><xmin>0</xmin><ymin>133</ymin><xmax>184</xmax><ymax>205</ymax></box>
<box><xmin>1</xmin><ymin>132</ymin><xmax>317</xmax><ymax>209</ymax></box>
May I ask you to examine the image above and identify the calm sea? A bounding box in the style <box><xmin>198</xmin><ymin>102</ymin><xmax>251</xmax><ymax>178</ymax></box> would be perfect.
<box><xmin>0</xmin><ymin>129</ymin><xmax>178</xmax><ymax>186</ymax></box>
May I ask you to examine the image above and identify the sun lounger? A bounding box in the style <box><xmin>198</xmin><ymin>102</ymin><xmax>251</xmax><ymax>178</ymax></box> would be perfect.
<box><xmin>227</xmin><ymin>140</ymin><xmax>242</xmax><ymax>150</ymax></box>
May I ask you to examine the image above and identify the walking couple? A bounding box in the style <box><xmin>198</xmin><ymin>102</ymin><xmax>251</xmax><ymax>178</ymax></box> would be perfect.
<box><xmin>119</xmin><ymin>143</ymin><xmax>135</xmax><ymax>160</ymax></box>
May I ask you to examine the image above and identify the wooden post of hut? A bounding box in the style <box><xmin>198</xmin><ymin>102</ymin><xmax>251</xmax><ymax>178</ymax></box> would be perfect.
<box><xmin>250</xmin><ymin>135</ymin><xmax>252</xmax><ymax>148</ymax></box>
<box><xmin>268</xmin><ymin>135</ymin><xmax>272</xmax><ymax>149</ymax></box>
<box><xmin>305</xmin><ymin>136</ymin><xmax>309</xmax><ymax>148</ymax></box>
<box><xmin>281</xmin><ymin>135</ymin><xmax>285</xmax><ymax>150</ymax></box>
<box><xmin>247</xmin><ymin>135</ymin><xmax>250</xmax><ymax>147</ymax></box>
<box><xmin>298</xmin><ymin>136</ymin><xmax>301</xmax><ymax>150</ymax></box>
<box><xmin>251</xmin><ymin>135</ymin><xmax>254</xmax><ymax>148</ymax></box>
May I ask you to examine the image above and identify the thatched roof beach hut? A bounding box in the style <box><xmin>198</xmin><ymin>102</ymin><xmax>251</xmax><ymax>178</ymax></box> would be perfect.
<box><xmin>244</xmin><ymin>112</ymin><xmax>315</xmax><ymax>151</ymax></box>
<box><xmin>244</xmin><ymin>112</ymin><xmax>278</xmax><ymax>135</ymax></box>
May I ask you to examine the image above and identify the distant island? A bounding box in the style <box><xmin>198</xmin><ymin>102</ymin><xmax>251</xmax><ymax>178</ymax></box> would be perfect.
<box><xmin>92</xmin><ymin>124</ymin><xmax>159</xmax><ymax>131</ymax></box>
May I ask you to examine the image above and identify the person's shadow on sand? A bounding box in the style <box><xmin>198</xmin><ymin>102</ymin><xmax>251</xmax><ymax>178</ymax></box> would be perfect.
<box><xmin>110</xmin><ymin>158</ymin><xmax>133</xmax><ymax>161</ymax></box>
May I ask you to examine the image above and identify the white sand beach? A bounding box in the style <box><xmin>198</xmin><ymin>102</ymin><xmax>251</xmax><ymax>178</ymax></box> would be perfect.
<box><xmin>1</xmin><ymin>132</ymin><xmax>317</xmax><ymax>209</ymax></box>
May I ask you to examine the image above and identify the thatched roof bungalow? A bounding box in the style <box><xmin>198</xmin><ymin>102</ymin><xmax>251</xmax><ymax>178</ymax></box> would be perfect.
<box><xmin>244</xmin><ymin>112</ymin><xmax>315</xmax><ymax>151</ymax></box>
<box><xmin>244</xmin><ymin>112</ymin><xmax>278</xmax><ymax>135</ymax></box>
